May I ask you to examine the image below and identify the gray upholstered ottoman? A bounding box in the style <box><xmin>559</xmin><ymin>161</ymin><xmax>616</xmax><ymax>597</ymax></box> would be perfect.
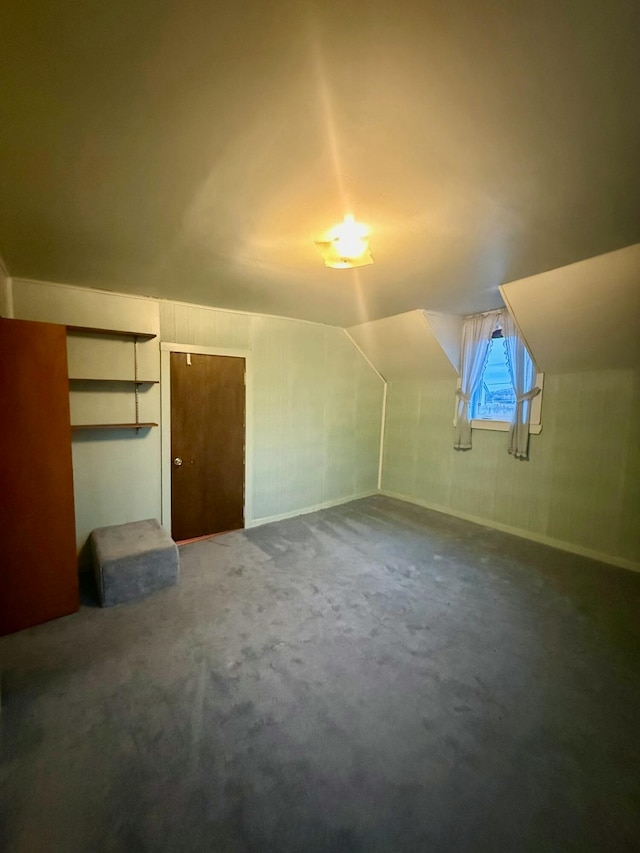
<box><xmin>90</xmin><ymin>519</ymin><xmax>179</xmax><ymax>607</ymax></box>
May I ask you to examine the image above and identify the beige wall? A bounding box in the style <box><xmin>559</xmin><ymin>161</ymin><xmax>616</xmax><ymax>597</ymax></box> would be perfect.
<box><xmin>159</xmin><ymin>301</ymin><xmax>384</xmax><ymax>522</ymax></box>
<box><xmin>381</xmin><ymin>369</ymin><xmax>640</xmax><ymax>570</ymax></box>
<box><xmin>11</xmin><ymin>279</ymin><xmax>383</xmax><ymax>553</ymax></box>
<box><xmin>11</xmin><ymin>273</ymin><xmax>638</xmax><ymax>572</ymax></box>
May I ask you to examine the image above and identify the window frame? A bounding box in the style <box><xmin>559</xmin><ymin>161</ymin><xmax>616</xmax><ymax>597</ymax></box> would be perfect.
<box><xmin>453</xmin><ymin>328</ymin><xmax>544</xmax><ymax>434</ymax></box>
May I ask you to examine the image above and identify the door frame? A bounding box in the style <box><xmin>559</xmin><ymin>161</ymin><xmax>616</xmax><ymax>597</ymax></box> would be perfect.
<box><xmin>160</xmin><ymin>342</ymin><xmax>253</xmax><ymax>535</ymax></box>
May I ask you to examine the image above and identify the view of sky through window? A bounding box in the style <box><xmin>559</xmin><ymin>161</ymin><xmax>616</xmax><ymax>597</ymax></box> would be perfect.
<box><xmin>470</xmin><ymin>336</ymin><xmax>516</xmax><ymax>421</ymax></box>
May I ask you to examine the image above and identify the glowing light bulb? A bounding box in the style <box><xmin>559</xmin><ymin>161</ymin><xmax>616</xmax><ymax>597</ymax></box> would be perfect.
<box><xmin>330</xmin><ymin>214</ymin><xmax>369</xmax><ymax>259</ymax></box>
<box><xmin>314</xmin><ymin>214</ymin><xmax>374</xmax><ymax>269</ymax></box>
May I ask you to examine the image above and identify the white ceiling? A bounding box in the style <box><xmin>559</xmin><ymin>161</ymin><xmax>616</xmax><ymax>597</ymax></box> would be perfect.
<box><xmin>1</xmin><ymin>0</ymin><xmax>639</xmax><ymax>326</ymax></box>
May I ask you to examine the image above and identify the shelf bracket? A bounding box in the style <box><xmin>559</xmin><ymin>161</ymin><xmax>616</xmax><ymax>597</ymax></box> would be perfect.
<box><xmin>134</xmin><ymin>336</ymin><xmax>140</xmax><ymax>426</ymax></box>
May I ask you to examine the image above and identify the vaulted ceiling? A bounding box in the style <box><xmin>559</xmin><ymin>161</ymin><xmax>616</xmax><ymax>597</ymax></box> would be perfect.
<box><xmin>1</xmin><ymin>0</ymin><xmax>639</xmax><ymax>326</ymax></box>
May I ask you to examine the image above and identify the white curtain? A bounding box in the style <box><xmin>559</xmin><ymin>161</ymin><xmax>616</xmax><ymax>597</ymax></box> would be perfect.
<box><xmin>454</xmin><ymin>312</ymin><xmax>499</xmax><ymax>450</ymax></box>
<box><xmin>501</xmin><ymin>312</ymin><xmax>540</xmax><ymax>460</ymax></box>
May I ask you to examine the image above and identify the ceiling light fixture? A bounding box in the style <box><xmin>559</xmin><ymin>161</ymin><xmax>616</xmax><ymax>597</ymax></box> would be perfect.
<box><xmin>315</xmin><ymin>214</ymin><xmax>374</xmax><ymax>269</ymax></box>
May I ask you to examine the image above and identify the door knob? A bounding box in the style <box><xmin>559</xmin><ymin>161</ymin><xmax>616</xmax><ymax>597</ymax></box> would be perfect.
<box><xmin>173</xmin><ymin>457</ymin><xmax>183</xmax><ymax>467</ymax></box>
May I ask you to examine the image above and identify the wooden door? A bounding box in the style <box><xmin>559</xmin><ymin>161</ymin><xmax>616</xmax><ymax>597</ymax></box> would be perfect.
<box><xmin>0</xmin><ymin>318</ymin><xmax>78</xmax><ymax>635</ymax></box>
<box><xmin>170</xmin><ymin>353</ymin><xmax>245</xmax><ymax>540</ymax></box>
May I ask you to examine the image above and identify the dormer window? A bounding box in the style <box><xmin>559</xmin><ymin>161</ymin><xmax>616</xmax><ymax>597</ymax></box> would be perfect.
<box><xmin>470</xmin><ymin>329</ymin><xmax>516</xmax><ymax>422</ymax></box>
<box><xmin>454</xmin><ymin>310</ymin><xmax>544</xmax><ymax>459</ymax></box>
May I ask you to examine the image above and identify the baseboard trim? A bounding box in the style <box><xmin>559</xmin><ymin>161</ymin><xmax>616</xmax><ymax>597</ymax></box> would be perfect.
<box><xmin>246</xmin><ymin>491</ymin><xmax>378</xmax><ymax>529</ymax></box>
<box><xmin>379</xmin><ymin>490</ymin><xmax>640</xmax><ymax>574</ymax></box>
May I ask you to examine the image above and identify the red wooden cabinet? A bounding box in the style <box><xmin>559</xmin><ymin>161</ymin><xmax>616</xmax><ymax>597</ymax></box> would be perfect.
<box><xmin>0</xmin><ymin>318</ymin><xmax>78</xmax><ymax>635</ymax></box>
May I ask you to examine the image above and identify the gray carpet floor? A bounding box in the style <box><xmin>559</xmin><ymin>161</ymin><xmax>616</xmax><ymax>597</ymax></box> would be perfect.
<box><xmin>1</xmin><ymin>495</ymin><xmax>639</xmax><ymax>852</ymax></box>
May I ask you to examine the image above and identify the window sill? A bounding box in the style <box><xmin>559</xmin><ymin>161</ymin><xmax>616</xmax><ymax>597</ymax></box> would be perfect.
<box><xmin>472</xmin><ymin>419</ymin><xmax>542</xmax><ymax>435</ymax></box>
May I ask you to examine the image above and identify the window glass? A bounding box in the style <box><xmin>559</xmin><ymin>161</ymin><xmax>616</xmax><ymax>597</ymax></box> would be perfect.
<box><xmin>470</xmin><ymin>335</ymin><xmax>516</xmax><ymax>421</ymax></box>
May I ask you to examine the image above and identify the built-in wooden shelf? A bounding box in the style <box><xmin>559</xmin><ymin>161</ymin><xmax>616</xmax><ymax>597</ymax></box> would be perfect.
<box><xmin>66</xmin><ymin>325</ymin><xmax>158</xmax><ymax>433</ymax></box>
<box><xmin>71</xmin><ymin>423</ymin><xmax>158</xmax><ymax>431</ymax></box>
<box><xmin>68</xmin><ymin>377</ymin><xmax>159</xmax><ymax>384</ymax></box>
<box><xmin>66</xmin><ymin>325</ymin><xmax>157</xmax><ymax>340</ymax></box>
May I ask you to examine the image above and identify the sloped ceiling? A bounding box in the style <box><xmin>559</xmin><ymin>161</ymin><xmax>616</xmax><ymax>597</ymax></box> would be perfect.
<box><xmin>501</xmin><ymin>244</ymin><xmax>640</xmax><ymax>373</ymax></box>
<box><xmin>1</xmin><ymin>1</ymin><xmax>639</xmax><ymax>326</ymax></box>
<box><xmin>347</xmin><ymin>311</ymin><xmax>457</xmax><ymax>381</ymax></box>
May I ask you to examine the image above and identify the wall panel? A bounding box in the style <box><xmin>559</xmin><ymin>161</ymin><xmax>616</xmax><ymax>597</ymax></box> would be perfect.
<box><xmin>13</xmin><ymin>278</ymin><xmax>159</xmax><ymax>333</ymax></box>
<box><xmin>159</xmin><ymin>301</ymin><xmax>250</xmax><ymax>349</ymax></box>
<box><xmin>382</xmin><ymin>368</ymin><xmax>640</xmax><ymax>568</ymax></box>
<box><xmin>250</xmin><ymin>317</ymin><xmax>383</xmax><ymax>520</ymax></box>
